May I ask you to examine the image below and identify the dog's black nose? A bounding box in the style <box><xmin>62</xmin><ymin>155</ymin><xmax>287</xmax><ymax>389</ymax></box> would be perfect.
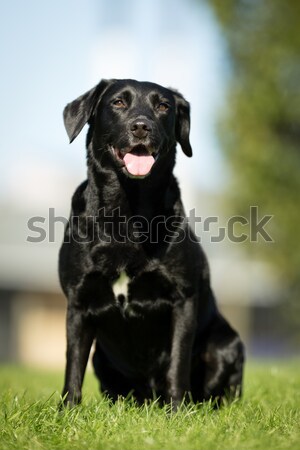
<box><xmin>130</xmin><ymin>119</ymin><xmax>152</xmax><ymax>139</ymax></box>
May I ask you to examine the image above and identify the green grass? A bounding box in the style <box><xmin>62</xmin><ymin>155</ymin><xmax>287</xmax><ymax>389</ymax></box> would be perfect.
<box><xmin>0</xmin><ymin>361</ymin><xmax>299</xmax><ymax>450</ymax></box>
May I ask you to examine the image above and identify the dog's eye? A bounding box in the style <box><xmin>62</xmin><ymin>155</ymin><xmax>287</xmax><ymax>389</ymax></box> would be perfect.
<box><xmin>113</xmin><ymin>99</ymin><xmax>126</xmax><ymax>108</ymax></box>
<box><xmin>158</xmin><ymin>102</ymin><xmax>169</xmax><ymax>112</ymax></box>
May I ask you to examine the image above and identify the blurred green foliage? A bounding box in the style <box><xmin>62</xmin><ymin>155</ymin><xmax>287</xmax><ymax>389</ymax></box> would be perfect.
<box><xmin>208</xmin><ymin>0</ymin><xmax>300</xmax><ymax>338</ymax></box>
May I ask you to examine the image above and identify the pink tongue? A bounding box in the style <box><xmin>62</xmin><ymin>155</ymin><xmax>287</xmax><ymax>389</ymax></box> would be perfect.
<box><xmin>123</xmin><ymin>153</ymin><xmax>155</xmax><ymax>176</ymax></box>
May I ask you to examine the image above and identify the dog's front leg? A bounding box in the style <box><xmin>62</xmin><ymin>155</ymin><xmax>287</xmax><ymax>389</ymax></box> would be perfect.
<box><xmin>61</xmin><ymin>306</ymin><xmax>94</xmax><ymax>407</ymax></box>
<box><xmin>166</xmin><ymin>298</ymin><xmax>196</xmax><ymax>410</ymax></box>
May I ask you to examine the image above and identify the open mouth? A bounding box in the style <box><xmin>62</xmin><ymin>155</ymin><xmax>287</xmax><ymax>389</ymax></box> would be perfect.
<box><xmin>113</xmin><ymin>145</ymin><xmax>158</xmax><ymax>178</ymax></box>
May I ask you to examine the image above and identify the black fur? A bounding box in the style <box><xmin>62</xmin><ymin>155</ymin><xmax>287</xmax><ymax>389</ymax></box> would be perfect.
<box><xmin>59</xmin><ymin>79</ymin><xmax>244</xmax><ymax>408</ymax></box>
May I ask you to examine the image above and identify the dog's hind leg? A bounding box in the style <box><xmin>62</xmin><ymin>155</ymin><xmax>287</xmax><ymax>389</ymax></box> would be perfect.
<box><xmin>93</xmin><ymin>344</ymin><xmax>135</xmax><ymax>402</ymax></box>
<box><xmin>191</xmin><ymin>313</ymin><xmax>245</xmax><ymax>405</ymax></box>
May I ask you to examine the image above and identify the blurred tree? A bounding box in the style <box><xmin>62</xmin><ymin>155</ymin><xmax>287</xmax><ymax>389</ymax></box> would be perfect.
<box><xmin>208</xmin><ymin>0</ymin><xmax>300</xmax><ymax>339</ymax></box>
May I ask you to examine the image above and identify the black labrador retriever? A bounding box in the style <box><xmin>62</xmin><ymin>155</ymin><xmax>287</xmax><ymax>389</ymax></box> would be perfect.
<box><xmin>59</xmin><ymin>79</ymin><xmax>244</xmax><ymax>408</ymax></box>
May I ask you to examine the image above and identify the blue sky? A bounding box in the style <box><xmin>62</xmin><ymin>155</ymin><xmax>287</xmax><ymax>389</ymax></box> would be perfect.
<box><xmin>0</xmin><ymin>0</ymin><xmax>228</xmax><ymax>212</ymax></box>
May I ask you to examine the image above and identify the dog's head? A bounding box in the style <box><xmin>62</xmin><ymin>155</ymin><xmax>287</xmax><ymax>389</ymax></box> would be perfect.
<box><xmin>63</xmin><ymin>79</ymin><xmax>192</xmax><ymax>179</ymax></box>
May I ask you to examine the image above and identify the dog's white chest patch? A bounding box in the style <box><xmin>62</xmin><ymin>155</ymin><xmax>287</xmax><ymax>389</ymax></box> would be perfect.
<box><xmin>112</xmin><ymin>271</ymin><xmax>130</xmax><ymax>298</ymax></box>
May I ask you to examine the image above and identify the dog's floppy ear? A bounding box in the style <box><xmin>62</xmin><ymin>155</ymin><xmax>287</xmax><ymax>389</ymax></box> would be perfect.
<box><xmin>63</xmin><ymin>79</ymin><xmax>112</xmax><ymax>143</ymax></box>
<box><xmin>172</xmin><ymin>90</ymin><xmax>193</xmax><ymax>157</ymax></box>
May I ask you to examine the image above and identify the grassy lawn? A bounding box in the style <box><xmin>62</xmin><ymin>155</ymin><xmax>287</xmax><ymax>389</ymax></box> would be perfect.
<box><xmin>0</xmin><ymin>360</ymin><xmax>299</xmax><ymax>450</ymax></box>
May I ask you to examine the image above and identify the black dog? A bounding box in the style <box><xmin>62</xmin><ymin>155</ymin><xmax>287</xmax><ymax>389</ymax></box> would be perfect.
<box><xmin>59</xmin><ymin>79</ymin><xmax>244</xmax><ymax>408</ymax></box>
